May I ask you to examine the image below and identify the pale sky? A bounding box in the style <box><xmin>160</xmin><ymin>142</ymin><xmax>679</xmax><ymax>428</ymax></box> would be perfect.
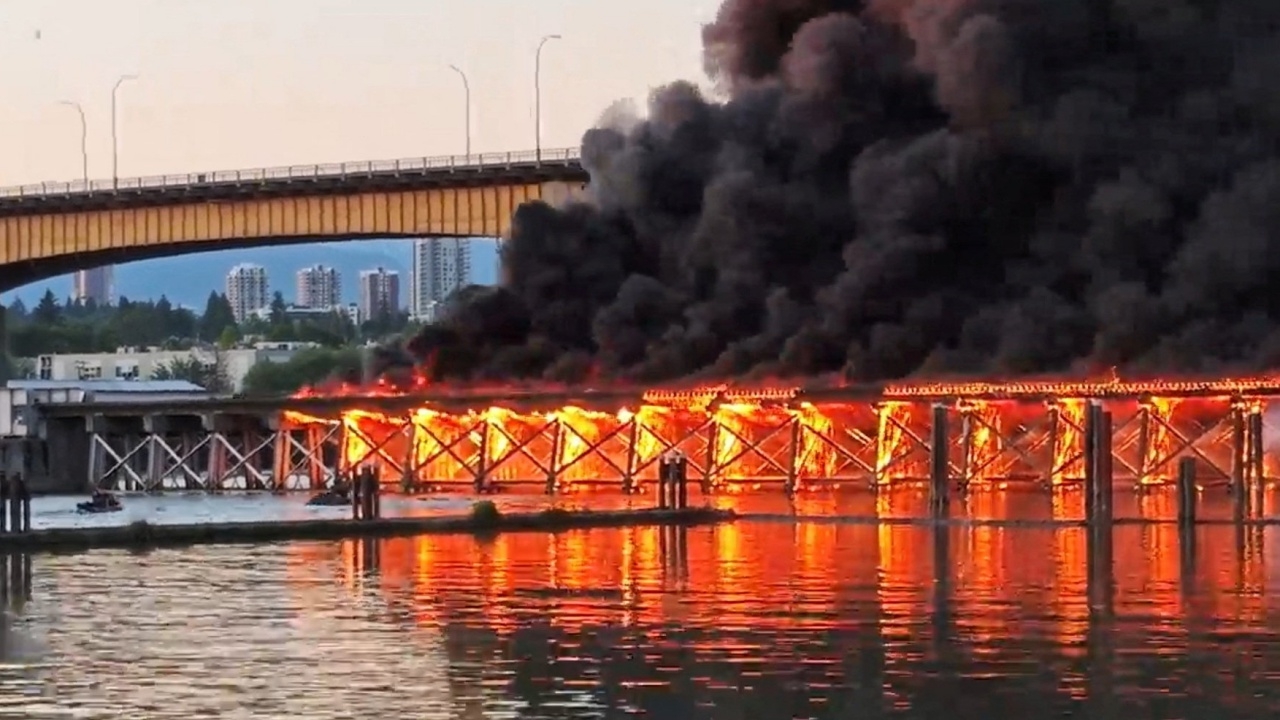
<box><xmin>0</xmin><ymin>0</ymin><xmax>723</xmax><ymax>187</ymax></box>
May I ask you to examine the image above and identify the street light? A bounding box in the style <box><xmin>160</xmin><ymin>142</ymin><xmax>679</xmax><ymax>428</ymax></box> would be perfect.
<box><xmin>447</xmin><ymin>64</ymin><xmax>471</xmax><ymax>157</ymax></box>
<box><xmin>57</xmin><ymin>100</ymin><xmax>88</xmax><ymax>183</ymax></box>
<box><xmin>535</xmin><ymin>34</ymin><xmax>561</xmax><ymax>162</ymax></box>
<box><xmin>111</xmin><ymin>73</ymin><xmax>139</xmax><ymax>188</ymax></box>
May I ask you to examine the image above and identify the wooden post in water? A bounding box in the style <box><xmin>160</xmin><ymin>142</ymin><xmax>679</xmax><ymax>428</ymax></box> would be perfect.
<box><xmin>1176</xmin><ymin>457</ymin><xmax>1197</xmax><ymax>528</ymax></box>
<box><xmin>1231</xmin><ymin>404</ymin><xmax>1247</xmax><ymax>521</ymax></box>
<box><xmin>351</xmin><ymin>470</ymin><xmax>362</xmax><ymax>521</ymax></box>
<box><xmin>0</xmin><ymin>471</ymin><xmax>8</xmax><ymax>534</ymax></box>
<box><xmin>1095</xmin><ymin>411</ymin><xmax>1114</xmax><ymax>522</ymax></box>
<box><xmin>784</xmin><ymin>419</ymin><xmax>801</xmax><ymax>496</ymax></box>
<box><xmin>370</xmin><ymin>468</ymin><xmax>382</xmax><ymax>519</ymax></box>
<box><xmin>1083</xmin><ymin>402</ymin><xmax>1099</xmax><ymax>523</ymax></box>
<box><xmin>657</xmin><ymin>454</ymin><xmax>670</xmax><ymax>510</ymax></box>
<box><xmin>675</xmin><ymin>452</ymin><xmax>689</xmax><ymax>509</ymax></box>
<box><xmin>363</xmin><ymin>467</ymin><xmax>377</xmax><ymax>521</ymax></box>
<box><xmin>929</xmin><ymin>404</ymin><xmax>949</xmax><ymax>517</ymax></box>
<box><xmin>1176</xmin><ymin>456</ymin><xmax>1197</xmax><ymax>596</ymax></box>
<box><xmin>17</xmin><ymin>475</ymin><xmax>30</xmax><ymax>533</ymax></box>
<box><xmin>7</xmin><ymin>475</ymin><xmax>21</xmax><ymax>535</ymax></box>
<box><xmin>1248</xmin><ymin>409</ymin><xmax>1265</xmax><ymax>515</ymax></box>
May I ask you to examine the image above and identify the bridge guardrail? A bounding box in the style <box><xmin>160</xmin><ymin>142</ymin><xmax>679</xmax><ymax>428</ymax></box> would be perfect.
<box><xmin>0</xmin><ymin>147</ymin><xmax>582</xmax><ymax>199</ymax></box>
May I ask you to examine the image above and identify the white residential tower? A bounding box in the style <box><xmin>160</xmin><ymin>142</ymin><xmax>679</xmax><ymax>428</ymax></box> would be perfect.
<box><xmin>226</xmin><ymin>263</ymin><xmax>269</xmax><ymax>322</ymax></box>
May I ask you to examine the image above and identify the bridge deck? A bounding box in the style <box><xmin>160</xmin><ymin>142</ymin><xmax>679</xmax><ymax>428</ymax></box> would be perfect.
<box><xmin>34</xmin><ymin>376</ymin><xmax>1280</xmax><ymax>419</ymax></box>
<box><xmin>0</xmin><ymin>148</ymin><xmax>586</xmax><ymax>216</ymax></box>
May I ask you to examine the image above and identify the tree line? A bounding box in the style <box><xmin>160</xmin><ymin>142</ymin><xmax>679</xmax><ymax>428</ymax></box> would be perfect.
<box><xmin>6</xmin><ymin>289</ymin><xmax>411</xmax><ymax>356</ymax></box>
<box><xmin>2</xmin><ymin>289</ymin><xmax>415</xmax><ymax>395</ymax></box>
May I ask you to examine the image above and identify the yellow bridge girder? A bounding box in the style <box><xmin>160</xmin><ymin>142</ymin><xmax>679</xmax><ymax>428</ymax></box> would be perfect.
<box><xmin>0</xmin><ymin>180</ymin><xmax>586</xmax><ymax>269</ymax></box>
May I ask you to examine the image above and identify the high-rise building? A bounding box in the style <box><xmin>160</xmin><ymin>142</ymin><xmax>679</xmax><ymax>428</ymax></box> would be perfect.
<box><xmin>411</xmin><ymin>237</ymin><xmax>473</xmax><ymax>321</ymax></box>
<box><xmin>295</xmin><ymin>265</ymin><xmax>341</xmax><ymax>308</ymax></box>
<box><xmin>71</xmin><ymin>266</ymin><xmax>114</xmax><ymax>305</ymax></box>
<box><xmin>358</xmin><ymin>267</ymin><xmax>400</xmax><ymax>322</ymax></box>
<box><xmin>226</xmin><ymin>263</ymin><xmax>269</xmax><ymax>323</ymax></box>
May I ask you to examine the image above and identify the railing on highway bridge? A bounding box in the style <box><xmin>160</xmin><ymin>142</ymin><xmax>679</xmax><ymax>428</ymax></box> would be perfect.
<box><xmin>0</xmin><ymin>146</ymin><xmax>582</xmax><ymax>198</ymax></box>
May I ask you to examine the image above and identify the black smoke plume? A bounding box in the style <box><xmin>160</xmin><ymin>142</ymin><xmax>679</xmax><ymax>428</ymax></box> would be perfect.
<box><xmin>396</xmin><ymin>0</ymin><xmax>1280</xmax><ymax>386</ymax></box>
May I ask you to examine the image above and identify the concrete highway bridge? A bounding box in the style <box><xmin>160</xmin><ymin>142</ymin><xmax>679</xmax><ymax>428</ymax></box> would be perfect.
<box><xmin>0</xmin><ymin>147</ymin><xmax>587</xmax><ymax>291</ymax></box>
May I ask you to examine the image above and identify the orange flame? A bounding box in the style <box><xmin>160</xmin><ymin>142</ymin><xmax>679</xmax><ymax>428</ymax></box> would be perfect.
<box><xmin>280</xmin><ymin>373</ymin><xmax>1278</xmax><ymax>490</ymax></box>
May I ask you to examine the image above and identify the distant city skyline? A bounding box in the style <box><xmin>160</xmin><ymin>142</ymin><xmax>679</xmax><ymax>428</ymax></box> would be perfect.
<box><xmin>0</xmin><ymin>237</ymin><xmax>502</xmax><ymax>310</ymax></box>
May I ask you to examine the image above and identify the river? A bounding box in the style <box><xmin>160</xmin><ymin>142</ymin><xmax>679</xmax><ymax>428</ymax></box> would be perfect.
<box><xmin>2</xmin><ymin>490</ymin><xmax>1280</xmax><ymax>717</ymax></box>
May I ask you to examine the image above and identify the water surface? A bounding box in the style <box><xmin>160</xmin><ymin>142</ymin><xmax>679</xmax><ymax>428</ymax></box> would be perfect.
<box><xmin>1</xmin><ymin>514</ymin><xmax>1278</xmax><ymax>718</ymax></box>
<box><xmin>30</xmin><ymin>483</ymin><xmax>1280</xmax><ymax>529</ymax></box>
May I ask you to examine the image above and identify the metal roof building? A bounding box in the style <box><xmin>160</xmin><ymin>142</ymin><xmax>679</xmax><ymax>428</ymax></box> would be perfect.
<box><xmin>9</xmin><ymin>379</ymin><xmax>207</xmax><ymax>394</ymax></box>
<box><xmin>1</xmin><ymin>379</ymin><xmax>212</xmax><ymax>438</ymax></box>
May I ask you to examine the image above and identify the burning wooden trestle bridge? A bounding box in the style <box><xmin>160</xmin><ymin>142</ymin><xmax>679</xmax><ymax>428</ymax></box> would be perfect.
<box><xmin>61</xmin><ymin>375</ymin><xmax>1280</xmax><ymax>496</ymax></box>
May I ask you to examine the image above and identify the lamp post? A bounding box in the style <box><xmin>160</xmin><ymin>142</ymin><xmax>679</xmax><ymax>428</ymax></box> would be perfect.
<box><xmin>534</xmin><ymin>34</ymin><xmax>561</xmax><ymax>162</ymax></box>
<box><xmin>447</xmin><ymin>64</ymin><xmax>471</xmax><ymax>157</ymax></box>
<box><xmin>111</xmin><ymin>74</ymin><xmax>139</xmax><ymax>188</ymax></box>
<box><xmin>58</xmin><ymin>100</ymin><xmax>88</xmax><ymax>182</ymax></box>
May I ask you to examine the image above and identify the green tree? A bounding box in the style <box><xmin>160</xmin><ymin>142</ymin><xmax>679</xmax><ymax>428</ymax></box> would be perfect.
<box><xmin>241</xmin><ymin>347</ymin><xmax>364</xmax><ymax>396</ymax></box>
<box><xmin>217</xmin><ymin>325</ymin><xmax>240</xmax><ymax>349</ymax></box>
<box><xmin>198</xmin><ymin>291</ymin><xmax>237</xmax><ymax>342</ymax></box>
<box><xmin>360</xmin><ymin>307</ymin><xmax>410</xmax><ymax>340</ymax></box>
<box><xmin>152</xmin><ymin>352</ymin><xmax>232</xmax><ymax>394</ymax></box>
<box><xmin>268</xmin><ymin>291</ymin><xmax>288</xmax><ymax>326</ymax></box>
<box><xmin>32</xmin><ymin>289</ymin><xmax>60</xmax><ymax>324</ymax></box>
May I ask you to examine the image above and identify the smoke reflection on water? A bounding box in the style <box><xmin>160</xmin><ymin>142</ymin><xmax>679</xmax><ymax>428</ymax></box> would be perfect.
<box><xmin>0</xmin><ymin>510</ymin><xmax>1276</xmax><ymax>718</ymax></box>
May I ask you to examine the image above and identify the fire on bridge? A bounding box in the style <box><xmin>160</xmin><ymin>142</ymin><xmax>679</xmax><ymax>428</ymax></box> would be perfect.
<box><xmin>66</xmin><ymin>373</ymin><xmax>1270</xmax><ymax>496</ymax></box>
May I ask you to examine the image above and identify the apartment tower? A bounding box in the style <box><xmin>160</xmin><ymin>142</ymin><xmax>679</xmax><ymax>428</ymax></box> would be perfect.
<box><xmin>357</xmin><ymin>267</ymin><xmax>400</xmax><ymax>322</ymax></box>
<box><xmin>225</xmin><ymin>263</ymin><xmax>269</xmax><ymax>322</ymax></box>
<box><xmin>295</xmin><ymin>265</ymin><xmax>341</xmax><ymax>308</ymax></box>
<box><xmin>410</xmin><ymin>237</ymin><xmax>472</xmax><ymax>322</ymax></box>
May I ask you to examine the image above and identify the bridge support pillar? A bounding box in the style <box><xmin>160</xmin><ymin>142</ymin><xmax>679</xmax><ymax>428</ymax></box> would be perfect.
<box><xmin>86</xmin><ymin>418</ymin><xmax>149</xmax><ymax>492</ymax></box>
<box><xmin>199</xmin><ymin>414</ymin><xmax>275</xmax><ymax>492</ymax></box>
<box><xmin>270</xmin><ymin>418</ymin><xmax>340</xmax><ymax>492</ymax></box>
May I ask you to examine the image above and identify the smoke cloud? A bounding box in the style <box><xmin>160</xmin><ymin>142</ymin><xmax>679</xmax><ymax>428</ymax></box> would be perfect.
<box><xmin>400</xmin><ymin>0</ymin><xmax>1280</xmax><ymax>386</ymax></box>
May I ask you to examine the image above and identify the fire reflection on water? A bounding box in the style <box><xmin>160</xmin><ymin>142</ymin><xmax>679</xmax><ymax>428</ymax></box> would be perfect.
<box><xmin>288</xmin><ymin>509</ymin><xmax>1271</xmax><ymax>702</ymax></box>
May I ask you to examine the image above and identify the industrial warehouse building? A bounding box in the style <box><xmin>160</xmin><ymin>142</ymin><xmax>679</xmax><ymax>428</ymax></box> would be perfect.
<box><xmin>0</xmin><ymin>379</ymin><xmax>212</xmax><ymax>494</ymax></box>
<box><xmin>30</xmin><ymin>342</ymin><xmax>314</xmax><ymax>391</ymax></box>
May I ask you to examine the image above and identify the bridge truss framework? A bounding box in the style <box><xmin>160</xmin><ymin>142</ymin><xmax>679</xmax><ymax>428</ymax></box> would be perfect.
<box><xmin>77</xmin><ymin>384</ymin><xmax>1278</xmax><ymax>498</ymax></box>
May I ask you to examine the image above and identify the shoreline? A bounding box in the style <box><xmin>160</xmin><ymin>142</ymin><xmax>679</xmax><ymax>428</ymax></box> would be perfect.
<box><xmin>0</xmin><ymin>506</ymin><xmax>735</xmax><ymax>554</ymax></box>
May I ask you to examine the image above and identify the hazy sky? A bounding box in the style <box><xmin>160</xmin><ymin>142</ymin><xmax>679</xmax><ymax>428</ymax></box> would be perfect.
<box><xmin>0</xmin><ymin>0</ymin><xmax>722</xmax><ymax>187</ymax></box>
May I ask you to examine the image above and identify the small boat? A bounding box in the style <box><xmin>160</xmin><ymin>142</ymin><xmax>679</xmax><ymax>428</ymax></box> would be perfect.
<box><xmin>306</xmin><ymin>488</ymin><xmax>350</xmax><ymax>507</ymax></box>
<box><xmin>77</xmin><ymin>500</ymin><xmax>123</xmax><ymax>514</ymax></box>
<box><xmin>77</xmin><ymin>493</ymin><xmax>123</xmax><ymax>514</ymax></box>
